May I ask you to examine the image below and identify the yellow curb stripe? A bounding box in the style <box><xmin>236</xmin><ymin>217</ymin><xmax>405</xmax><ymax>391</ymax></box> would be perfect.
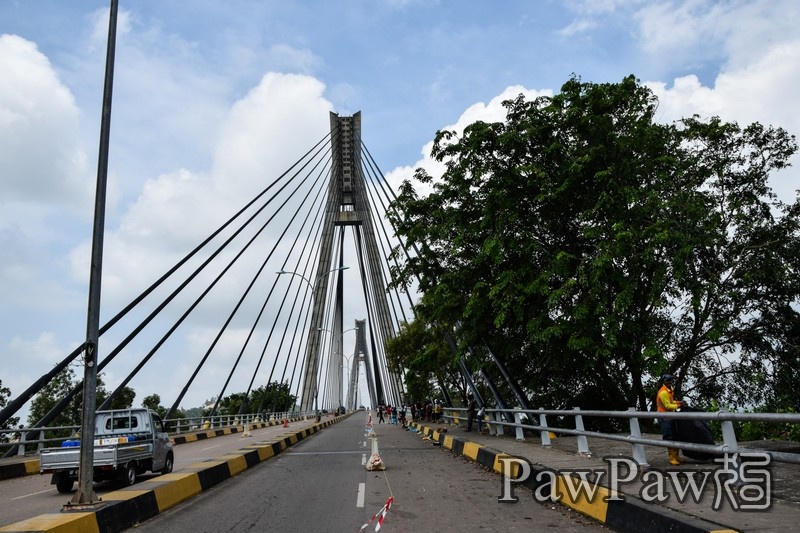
<box><xmin>152</xmin><ymin>473</ymin><xmax>203</xmax><ymax>511</ymax></box>
<box><xmin>247</xmin><ymin>444</ymin><xmax>276</xmax><ymax>461</ymax></box>
<box><xmin>463</xmin><ymin>442</ymin><xmax>482</xmax><ymax>460</ymax></box>
<box><xmin>24</xmin><ymin>459</ymin><xmax>41</xmax><ymax>475</ymax></box>
<box><xmin>493</xmin><ymin>454</ymin><xmax>521</xmax><ymax>477</ymax></box>
<box><xmin>443</xmin><ymin>435</ymin><xmax>454</xmax><ymax>450</ymax></box>
<box><xmin>219</xmin><ymin>454</ymin><xmax>248</xmax><ymax>476</ymax></box>
<box><xmin>0</xmin><ymin>512</ymin><xmax>100</xmax><ymax>533</ymax></box>
<box><xmin>556</xmin><ymin>474</ymin><xmax>609</xmax><ymax>522</ymax></box>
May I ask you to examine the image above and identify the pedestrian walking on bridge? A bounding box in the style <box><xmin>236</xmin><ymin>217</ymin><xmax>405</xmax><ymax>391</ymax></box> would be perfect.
<box><xmin>465</xmin><ymin>394</ymin><xmax>477</xmax><ymax>432</ymax></box>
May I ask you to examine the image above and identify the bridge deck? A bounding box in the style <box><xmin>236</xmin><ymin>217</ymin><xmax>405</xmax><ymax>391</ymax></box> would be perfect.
<box><xmin>2</xmin><ymin>413</ymin><xmax>798</xmax><ymax>532</ymax></box>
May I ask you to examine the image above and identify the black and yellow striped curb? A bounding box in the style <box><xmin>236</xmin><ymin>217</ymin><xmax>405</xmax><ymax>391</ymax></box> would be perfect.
<box><xmin>0</xmin><ymin>416</ymin><xmax>344</xmax><ymax>533</ymax></box>
<box><xmin>0</xmin><ymin>458</ymin><xmax>40</xmax><ymax>481</ymax></box>
<box><xmin>170</xmin><ymin>415</ymin><xmax>307</xmax><ymax>445</ymax></box>
<box><xmin>0</xmin><ymin>416</ymin><xmax>307</xmax><ymax>481</ymax></box>
<box><xmin>410</xmin><ymin>422</ymin><xmax>738</xmax><ymax>533</ymax></box>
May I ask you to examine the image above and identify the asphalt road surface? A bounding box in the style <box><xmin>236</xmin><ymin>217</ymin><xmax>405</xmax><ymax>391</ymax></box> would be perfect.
<box><xmin>129</xmin><ymin>413</ymin><xmax>607</xmax><ymax>532</ymax></box>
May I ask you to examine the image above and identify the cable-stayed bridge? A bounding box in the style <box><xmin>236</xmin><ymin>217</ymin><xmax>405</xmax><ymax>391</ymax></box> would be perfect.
<box><xmin>1</xmin><ymin>111</ymin><xmax>413</xmax><ymax>430</ymax></box>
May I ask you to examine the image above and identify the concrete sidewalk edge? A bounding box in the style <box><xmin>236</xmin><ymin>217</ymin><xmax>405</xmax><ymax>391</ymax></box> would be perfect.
<box><xmin>409</xmin><ymin>421</ymin><xmax>738</xmax><ymax>533</ymax></box>
<box><xmin>0</xmin><ymin>415</ymin><xmax>347</xmax><ymax>533</ymax></box>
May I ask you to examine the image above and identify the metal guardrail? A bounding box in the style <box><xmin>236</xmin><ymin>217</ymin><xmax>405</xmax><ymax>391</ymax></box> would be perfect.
<box><xmin>0</xmin><ymin>411</ymin><xmax>314</xmax><ymax>457</ymax></box>
<box><xmin>438</xmin><ymin>406</ymin><xmax>800</xmax><ymax>465</ymax></box>
<box><xmin>167</xmin><ymin>411</ymin><xmax>301</xmax><ymax>434</ymax></box>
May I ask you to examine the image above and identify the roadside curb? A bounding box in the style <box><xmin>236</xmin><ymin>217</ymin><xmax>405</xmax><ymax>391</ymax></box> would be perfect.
<box><xmin>0</xmin><ymin>457</ymin><xmax>39</xmax><ymax>481</ymax></box>
<box><xmin>0</xmin><ymin>415</ymin><xmax>345</xmax><ymax>533</ymax></box>
<box><xmin>0</xmin><ymin>415</ymin><xmax>308</xmax><ymax>481</ymax></box>
<box><xmin>409</xmin><ymin>422</ymin><xmax>738</xmax><ymax>533</ymax></box>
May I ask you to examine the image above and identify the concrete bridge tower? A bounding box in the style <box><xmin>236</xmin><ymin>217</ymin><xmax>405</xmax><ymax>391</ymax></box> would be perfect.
<box><xmin>299</xmin><ymin>112</ymin><xmax>402</xmax><ymax>411</ymax></box>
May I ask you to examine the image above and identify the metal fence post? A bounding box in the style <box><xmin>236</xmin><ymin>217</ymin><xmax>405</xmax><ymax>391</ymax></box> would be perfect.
<box><xmin>719</xmin><ymin>408</ymin><xmax>739</xmax><ymax>451</ymax></box>
<box><xmin>539</xmin><ymin>408</ymin><xmax>551</xmax><ymax>446</ymax></box>
<box><xmin>35</xmin><ymin>430</ymin><xmax>44</xmax><ymax>453</ymax></box>
<box><xmin>514</xmin><ymin>408</ymin><xmax>525</xmax><ymax>441</ymax></box>
<box><xmin>628</xmin><ymin>407</ymin><xmax>648</xmax><ymax>465</ymax></box>
<box><xmin>16</xmin><ymin>431</ymin><xmax>25</xmax><ymax>456</ymax></box>
<box><xmin>493</xmin><ymin>412</ymin><xmax>504</xmax><ymax>436</ymax></box>
<box><xmin>574</xmin><ymin>407</ymin><xmax>590</xmax><ymax>455</ymax></box>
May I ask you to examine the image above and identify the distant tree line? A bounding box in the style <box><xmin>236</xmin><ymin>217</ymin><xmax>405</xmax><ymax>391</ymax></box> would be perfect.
<box><xmin>386</xmin><ymin>75</ymin><xmax>800</xmax><ymax>428</ymax></box>
<box><xmin>0</xmin><ymin>379</ymin><xmax>19</xmax><ymax>443</ymax></box>
<box><xmin>0</xmin><ymin>367</ymin><xmax>295</xmax><ymax>445</ymax></box>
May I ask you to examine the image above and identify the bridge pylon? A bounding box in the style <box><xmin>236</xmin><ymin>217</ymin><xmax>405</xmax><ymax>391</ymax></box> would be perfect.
<box><xmin>299</xmin><ymin>112</ymin><xmax>401</xmax><ymax>412</ymax></box>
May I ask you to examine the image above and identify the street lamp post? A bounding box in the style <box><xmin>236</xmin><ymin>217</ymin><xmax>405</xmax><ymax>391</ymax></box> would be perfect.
<box><xmin>318</xmin><ymin>326</ymin><xmax>358</xmax><ymax>410</ymax></box>
<box><xmin>342</xmin><ymin>353</ymin><xmax>358</xmax><ymax>411</ymax></box>
<box><xmin>276</xmin><ymin>266</ymin><xmax>348</xmax><ymax>421</ymax></box>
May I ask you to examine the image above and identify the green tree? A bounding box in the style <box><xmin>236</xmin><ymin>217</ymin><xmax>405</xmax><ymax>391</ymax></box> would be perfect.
<box><xmin>385</xmin><ymin>309</ymin><xmax>466</xmax><ymax>404</ymax></box>
<box><xmin>218</xmin><ymin>392</ymin><xmax>248</xmax><ymax>416</ymax></box>
<box><xmin>0</xmin><ymin>380</ymin><xmax>20</xmax><ymax>443</ymax></box>
<box><xmin>26</xmin><ymin>370</ymin><xmax>138</xmax><ymax>439</ymax></box>
<box><xmin>252</xmin><ymin>381</ymin><xmax>297</xmax><ymax>414</ymax></box>
<box><xmin>95</xmin><ymin>375</ymin><xmax>136</xmax><ymax>410</ymax></box>
<box><xmin>388</xmin><ymin>75</ymin><xmax>799</xmax><ymax>414</ymax></box>
<box><xmin>142</xmin><ymin>394</ymin><xmax>167</xmax><ymax>418</ymax></box>
<box><xmin>27</xmin><ymin>367</ymin><xmax>80</xmax><ymax>441</ymax></box>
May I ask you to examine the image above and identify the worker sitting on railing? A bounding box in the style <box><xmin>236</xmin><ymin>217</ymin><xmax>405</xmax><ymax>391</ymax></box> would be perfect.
<box><xmin>657</xmin><ymin>374</ymin><xmax>684</xmax><ymax>465</ymax></box>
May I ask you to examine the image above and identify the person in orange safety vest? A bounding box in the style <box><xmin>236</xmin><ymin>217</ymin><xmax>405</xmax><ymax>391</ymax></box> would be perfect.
<box><xmin>656</xmin><ymin>374</ymin><xmax>684</xmax><ymax>465</ymax></box>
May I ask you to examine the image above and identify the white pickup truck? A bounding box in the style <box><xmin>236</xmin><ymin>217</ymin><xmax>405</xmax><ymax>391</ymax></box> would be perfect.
<box><xmin>40</xmin><ymin>408</ymin><xmax>174</xmax><ymax>493</ymax></box>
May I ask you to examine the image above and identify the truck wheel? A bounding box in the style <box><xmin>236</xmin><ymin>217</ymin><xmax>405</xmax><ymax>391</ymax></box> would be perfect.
<box><xmin>122</xmin><ymin>463</ymin><xmax>137</xmax><ymax>486</ymax></box>
<box><xmin>161</xmin><ymin>452</ymin><xmax>174</xmax><ymax>475</ymax></box>
<box><xmin>56</xmin><ymin>477</ymin><xmax>74</xmax><ymax>494</ymax></box>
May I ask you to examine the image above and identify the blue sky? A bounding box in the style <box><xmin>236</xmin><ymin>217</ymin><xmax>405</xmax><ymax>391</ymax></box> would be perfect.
<box><xmin>2</xmin><ymin>1</ymin><xmax>798</xmax><ymax>419</ymax></box>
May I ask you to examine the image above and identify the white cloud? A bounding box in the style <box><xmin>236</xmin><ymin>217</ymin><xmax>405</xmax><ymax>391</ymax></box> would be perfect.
<box><xmin>266</xmin><ymin>44</ymin><xmax>323</xmax><ymax>74</ymax></box>
<box><xmin>212</xmin><ymin>73</ymin><xmax>331</xmax><ymax>195</ymax></box>
<box><xmin>75</xmin><ymin>73</ymin><xmax>334</xmax><ymax>312</ymax></box>
<box><xmin>389</xmin><ymin>85</ymin><xmax>553</xmax><ymax>196</ymax></box>
<box><xmin>0</xmin><ymin>34</ymin><xmax>91</xmax><ymax>207</ymax></box>
<box><xmin>635</xmin><ymin>1</ymin><xmax>725</xmax><ymax>56</ymax></box>
<box><xmin>646</xmin><ymin>39</ymin><xmax>800</xmax><ymax>203</ymax></box>
<box><xmin>558</xmin><ymin>18</ymin><xmax>596</xmax><ymax>37</ymax></box>
<box><xmin>8</xmin><ymin>332</ymin><xmax>64</xmax><ymax>366</ymax></box>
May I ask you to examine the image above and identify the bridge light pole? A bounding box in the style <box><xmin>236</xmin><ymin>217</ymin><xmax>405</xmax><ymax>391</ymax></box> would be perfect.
<box><xmin>318</xmin><ymin>326</ymin><xmax>358</xmax><ymax>409</ymax></box>
<box><xmin>68</xmin><ymin>0</ymin><xmax>119</xmax><ymax>508</ymax></box>
<box><xmin>342</xmin><ymin>353</ymin><xmax>356</xmax><ymax>410</ymax></box>
<box><xmin>276</xmin><ymin>266</ymin><xmax>349</xmax><ymax>421</ymax></box>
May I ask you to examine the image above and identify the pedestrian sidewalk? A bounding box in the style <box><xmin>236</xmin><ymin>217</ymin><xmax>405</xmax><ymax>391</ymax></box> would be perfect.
<box><xmin>408</xmin><ymin>420</ymin><xmax>800</xmax><ymax>533</ymax></box>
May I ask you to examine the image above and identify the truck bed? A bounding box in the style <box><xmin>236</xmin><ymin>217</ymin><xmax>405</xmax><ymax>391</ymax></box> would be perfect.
<box><xmin>40</xmin><ymin>439</ymin><xmax>155</xmax><ymax>472</ymax></box>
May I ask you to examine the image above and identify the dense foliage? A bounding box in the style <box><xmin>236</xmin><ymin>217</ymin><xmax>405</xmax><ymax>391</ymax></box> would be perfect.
<box><xmin>387</xmin><ymin>75</ymin><xmax>800</xmax><ymax>414</ymax></box>
<box><xmin>0</xmin><ymin>380</ymin><xmax>20</xmax><ymax>442</ymax></box>
<box><xmin>22</xmin><ymin>368</ymin><xmax>138</xmax><ymax>444</ymax></box>
<box><xmin>216</xmin><ymin>381</ymin><xmax>297</xmax><ymax>416</ymax></box>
